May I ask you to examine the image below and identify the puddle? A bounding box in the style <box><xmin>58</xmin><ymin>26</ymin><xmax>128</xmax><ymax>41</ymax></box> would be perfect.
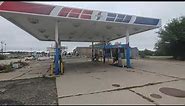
<box><xmin>112</xmin><ymin>84</ymin><xmax>120</xmax><ymax>87</ymax></box>
<box><xmin>159</xmin><ymin>87</ymin><xmax>185</xmax><ymax>98</ymax></box>
<box><xmin>150</xmin><ymin>93</ymin><xmax>162</xmax><ymax>99</ymax></box>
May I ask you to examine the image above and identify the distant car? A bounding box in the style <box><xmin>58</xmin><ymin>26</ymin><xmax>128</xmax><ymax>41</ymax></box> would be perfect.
<box><xmin>24</xmin><ymin>56</ymin><xmax>34</xmax><ymax>61</ymax></box>
<box><xmin>62</xmin><ymin>51</ymin><xmax>67</xmax><ymax>56</ymax></box>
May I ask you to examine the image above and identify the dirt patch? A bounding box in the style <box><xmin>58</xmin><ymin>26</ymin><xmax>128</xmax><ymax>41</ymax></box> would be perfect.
<box><xmin>0</xmin><ymin>77</ymin><xmax>58</xmax><ymax>105</ymax></box>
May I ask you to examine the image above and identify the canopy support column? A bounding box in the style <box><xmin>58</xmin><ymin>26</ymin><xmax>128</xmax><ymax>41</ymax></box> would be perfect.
<box><xmin>103</xmin><ymin>41</ymin><xmax>106</xmax><ymax>63</ymax></box>
<box><xmin>126</xmin><ymin>28</ymin><xmax>131</xmax><ymax>68</ymax></box>
<box><xmin>118</xmin><ymin>47</ymin><xmax>122</xmax><ymax>67</ymax></box>
<box><xmin>92</xmin><ymin>42</ymin><xmax>94</xmax><ymax>61</ymax></box>
<box><xmin>54</xmin><ymin>21</ymin><xmax>60</xmax><ymax>75</ymax></box>
<box><xmin>59</xmin><ymin>41</ymin><xmax>63</xmax><ymax>74</ymax></box>
<box><xmin>110</xmin><ymin>48</ymin><xmax>112</xmax><ymax>59</ymax></box>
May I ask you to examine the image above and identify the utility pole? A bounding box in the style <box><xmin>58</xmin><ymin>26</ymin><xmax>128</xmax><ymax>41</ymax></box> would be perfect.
<box><xmin>4</xmin><ymin>43</ymin><xmax>6</xmax><ymax>53</ymax></box>
<box><xmin>0</xmin><ymin>41</ymin><xmax>4</xmax><ymax>54</ymax></box>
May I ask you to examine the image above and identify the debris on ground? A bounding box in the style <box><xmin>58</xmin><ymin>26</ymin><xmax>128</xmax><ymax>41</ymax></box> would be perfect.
<box><xmin>0</xmin><ymin>61</ymin><xmax>29</xmax><ymax>73</ymax></box>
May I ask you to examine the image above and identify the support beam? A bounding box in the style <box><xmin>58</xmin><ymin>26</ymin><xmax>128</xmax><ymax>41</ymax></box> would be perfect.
<box><xmin>126</xmin><ymin>28</ymin><xmax>131</xmax><ymax>68</ymax></box>
<box><xmin>54</xmin><ymin>21</ymin><xmax>60</xmax><ymax>75</ymax></box>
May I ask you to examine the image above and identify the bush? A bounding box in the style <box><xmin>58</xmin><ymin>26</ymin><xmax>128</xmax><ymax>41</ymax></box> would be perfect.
<box><xmin>0</xmin><ymin>64</ymin><xmax>13</xmax><ymax>73</ymax></box>
<box><xmin>0</xmin><ymin>54</ymin><xmax>6</xmax><ymax>60</ymax></box>
<box><xmin>4</xmin><ymin>64</ymin><xmax>13</xmax><ymax>72</ymax></box>
<box><xmin>140</xmin><ymin>53</ymin><xmax>146</xmax><ymax>58</ymax></box>
<box><xmin>0</xmin><ymin>64</ymin><xmax>5</xmax><ymax>70</ymax></box>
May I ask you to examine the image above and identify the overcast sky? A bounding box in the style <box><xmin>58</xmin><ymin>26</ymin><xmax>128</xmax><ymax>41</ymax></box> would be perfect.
<box><xmin>0</xmin><ymin>2</ymin><xmax>185</xmax><ymax>52</ymax></box>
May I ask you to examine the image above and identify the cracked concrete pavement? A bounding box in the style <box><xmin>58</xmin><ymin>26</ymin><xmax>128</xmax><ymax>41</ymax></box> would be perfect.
<box><xmin>0</xmin><ymin>58</ymin><xmax>57</xmax><ymax>105</ymax></box>
<box><xmin>0</xmin><ymin>57</ymin><xmax>185</xmax><ymax>105</ymax></box>
<box><xmin>57</xmin><ymin>58</ymin><xmax>185</xmax><ymax>105</ymax></box>
<box><xmin>0</xmin><ymin>59</ymin><xmax>50</xmax><ymax>81</ymax></box>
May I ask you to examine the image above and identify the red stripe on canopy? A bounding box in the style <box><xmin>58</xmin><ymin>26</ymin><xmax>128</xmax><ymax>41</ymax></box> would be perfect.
<box><xmin>0</xmin><ymin>2</ymin><xmax>55</xmax><ymax>15</ymax></box>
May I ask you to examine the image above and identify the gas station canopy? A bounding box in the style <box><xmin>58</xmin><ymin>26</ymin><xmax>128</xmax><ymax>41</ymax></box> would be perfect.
<box><xmin>0</xmin><ymin>1</ymin><xmax>161</xmax><ymax>42</ymax></box>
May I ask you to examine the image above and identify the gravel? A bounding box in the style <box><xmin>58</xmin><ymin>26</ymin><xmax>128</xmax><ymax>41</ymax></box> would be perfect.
<box><xmin>0</xmin><ymin>77</ymin><xmax>58</xmax><ymax>105</ymax></box>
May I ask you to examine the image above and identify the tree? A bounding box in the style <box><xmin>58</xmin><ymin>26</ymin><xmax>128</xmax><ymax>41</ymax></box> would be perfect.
<box><xmin>155</xmin><ymin>16</ymin><xmax>185</xmax><ymax>60</ymax></box>
<box><xmin>139</xmin><ymin>49</ymin><xmax>155</xmax><ymax>58</ymax></box>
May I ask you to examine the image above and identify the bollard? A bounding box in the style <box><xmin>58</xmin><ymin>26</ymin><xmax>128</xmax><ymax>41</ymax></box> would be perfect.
<box><xmin>50</xmin><ymin>60</ymin><xmax>54</xmax><ymax>76</ymax></box>
<box><xmin>61</xmin><ymin>61</ymin><xmax>64</xmax><ymax>74</ymax></box>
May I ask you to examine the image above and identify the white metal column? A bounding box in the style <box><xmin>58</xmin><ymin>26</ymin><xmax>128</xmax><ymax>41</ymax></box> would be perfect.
<box><xmin>55</xmin><ymin>22</ymin><xmax>59</xmax><ymax>46</ymax></box>
<box><xmin>54</xmin><ymin>21</ymin><xmax>60</xmax><ymax>75</ymax></box>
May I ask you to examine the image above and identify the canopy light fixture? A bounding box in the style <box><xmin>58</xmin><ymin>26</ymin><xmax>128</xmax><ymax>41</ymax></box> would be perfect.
<box><xmin>116</xmin><ymin>34</ymin><xmax>121</xmax><ymax>36</ymax></box>
<box><xmin>38</xmin><ymin>28</ymin><xmax>46</xmax><ymax>33</ymax></box>
<box><xmin>88</xmin><ymin>37</ymin><xmax>92</xmax><ymax>39</ymax></box>
<box><xmin>69</xmin><ymin>36</ymin><xmax>73</xmax><ymax>39</ymax></box>
<box><xmin>44</xmin><ymin>35</ymin><xmax>49</xmax><ymax>38</ymax></box>
<box><xmin>134</xmin><ymin>28</ymin><xmax>140</xmax><ymax>31</ymax></box>
<box><xmin>70</xmin><ymin>31</ymin><xmax>76</xmax><ymax>35</ymax></box>
<box><xmin>28</xmin><ymin>18</ymin><xmax>39</xmax><ymax>24</ymax></box>
<box><xmin>73</xmin><ymin>22</ymin><xmax>80</xmax><ymax>27</ymax></box>
<box><xmin>106</xmin><ymin>25</ymin><xmax>112</xmax><ymax>30</ymax></box>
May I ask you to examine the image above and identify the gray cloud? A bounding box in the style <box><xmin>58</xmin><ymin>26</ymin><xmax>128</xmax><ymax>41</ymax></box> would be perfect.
<box><xmin>0</xmin><ymin>2</ymin><xmax>185</xmax><ymax>52</ymax></box>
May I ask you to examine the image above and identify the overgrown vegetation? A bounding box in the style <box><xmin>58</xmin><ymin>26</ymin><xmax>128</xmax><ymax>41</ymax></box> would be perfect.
<box><xmin>0</xmin><ymin>61</ymin><xmax>29</xmax><ymax>73</ymax></box>
<box><xmin>0</xmin><ymin>64</ymin><xmax>13</xmax><ymax>73</ymax></box>
<box><xmin>155</xmin><ymin>16</ymin><xmax>185</xmax><ymax>60</ymax></box>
